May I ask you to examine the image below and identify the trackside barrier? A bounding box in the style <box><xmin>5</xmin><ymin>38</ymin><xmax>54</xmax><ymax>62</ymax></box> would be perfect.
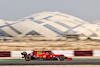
<box><xmin>93</xmin><ymin>50</ymin><xmax>100</xmax><ymax>56</ymax></box>
<box><xmin>52</xmin><ymin>50</ymin><xmax>74</xmax><ymax>56</ymax></box>
<box><xmin>0</xmin><ymin>51</ymin><xmax>10</xmax><ymax>57</ymax></box>
<box><xmin>11</xmin><ymin>51</ymin><xmax>33</xmax><ymax>57</ymax></box>
<box><xmin>74</xmin><ymin>51</ymin><xmax>93</xmax><ymax>56</ymax></box>
<box><xmin>0</xmin><ymin>50</ymin><xmax>100</xmax><ymax>57</ymax></box>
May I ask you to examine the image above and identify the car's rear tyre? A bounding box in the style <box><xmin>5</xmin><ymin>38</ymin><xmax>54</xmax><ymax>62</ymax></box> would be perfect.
<box><xmin>59</xmin><ymin>56</ymin><xmax>65</xmax><ymax>61</ymax></box>
<box><xmin>25</xmin><ymin>55</ymin><xmax>31</xmax><ymax>61</ymax></box>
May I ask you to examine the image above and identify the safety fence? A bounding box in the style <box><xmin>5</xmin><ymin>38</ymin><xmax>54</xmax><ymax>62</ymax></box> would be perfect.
<box><xmin>0</xmin><ymin>50</ymin><xmax>100</xmax><ymax>57</ymax></box>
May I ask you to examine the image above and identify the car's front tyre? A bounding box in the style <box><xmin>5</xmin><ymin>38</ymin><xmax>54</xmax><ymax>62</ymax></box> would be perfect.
<box><xmin>59</xmin><ymin>56</ymin><xmax>65</xmax><ymax>61</ymax></box>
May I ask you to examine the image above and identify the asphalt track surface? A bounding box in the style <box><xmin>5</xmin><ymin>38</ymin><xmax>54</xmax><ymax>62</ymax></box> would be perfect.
<box><xmin>0</xmin><ymin>59</ymin><xmax>100</xmax><ymax>65</ymax></box>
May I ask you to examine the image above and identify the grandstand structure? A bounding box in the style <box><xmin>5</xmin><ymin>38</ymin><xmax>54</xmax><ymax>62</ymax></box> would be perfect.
<box><xmin>0</xmin><ymin>12</ymin><xmax>100</xmax><ymax>37</ymax></box>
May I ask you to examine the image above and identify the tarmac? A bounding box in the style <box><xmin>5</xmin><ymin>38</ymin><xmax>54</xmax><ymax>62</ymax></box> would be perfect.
<box><xmin>0</xmin><ymin>59</ymin><xmax>100</xmax><ymax>65</ymax></box>
<box><xmin>1</xmin><ymin>65</ymin><xmax>100</xmax><ymax>67</ymax></box>
<box><xmin>0</xmin><ymin>57</ymin><xmax>100</xmax><ymax>65</ymax></box>
<box><xmin>1</xmin><ymin>56</ymin><xmax>100</xmax><ymax>59</ymax></box>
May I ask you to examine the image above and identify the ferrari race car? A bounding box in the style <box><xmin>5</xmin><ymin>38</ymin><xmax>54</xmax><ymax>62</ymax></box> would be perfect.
<box><xmin>21</xmin><ymin>51</ymin><xmax>72</xmax><ymax>61</ymax></box>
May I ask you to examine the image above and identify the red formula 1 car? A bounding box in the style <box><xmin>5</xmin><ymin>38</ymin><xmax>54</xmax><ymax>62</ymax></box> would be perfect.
<box><xmin>21</xmin><ymin>51</ymin><xmax>72</xmax><ymax>61</ymax></box>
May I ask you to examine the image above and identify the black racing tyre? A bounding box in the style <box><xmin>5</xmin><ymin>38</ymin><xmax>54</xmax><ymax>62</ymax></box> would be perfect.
<box><xmin>59</xmin><ymin>56</ymin><xmax>65</xmax><ymax>61</ymax></box>
<box><xmin>25</xmin><ymin>55</ymin><xmax>31</xmax><ymax>61</ymax></box>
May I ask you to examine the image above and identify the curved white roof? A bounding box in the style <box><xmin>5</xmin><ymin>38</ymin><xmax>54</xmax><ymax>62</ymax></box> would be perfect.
<box><xmin>0</xmin><ymin>12</ymin><xmax>100</xmax><ymax>37</ymax></box>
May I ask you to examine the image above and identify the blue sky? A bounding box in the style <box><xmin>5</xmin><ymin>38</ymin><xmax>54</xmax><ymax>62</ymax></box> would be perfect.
<box><xmin>0</xmin><ymin>0</ymin><xmax>100</xmax><ymax>21</ymax></box>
